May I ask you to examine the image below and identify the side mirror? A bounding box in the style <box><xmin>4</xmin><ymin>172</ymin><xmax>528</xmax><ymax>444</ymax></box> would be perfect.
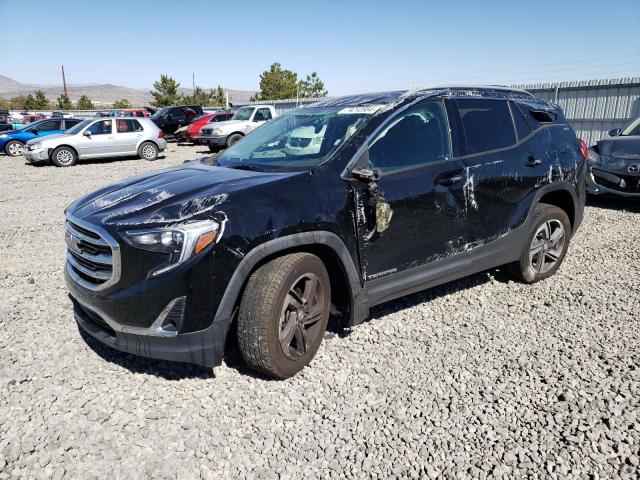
<box><xmin>166</xmin><ymin>114</ymin><xmax>173</xmax><ymax>121</ymax></box>
<box><xmin>31</xmin><ymin>129</ymin><xmax>39</xmax><ymax>135</ymax></box>
<box><xmin>609</xmin><ymin>128</ymin><xmax>621</xmax><ymax>137</ymax></box>
<box><xmin>83</xmin><ymin>130</ymin><xmax>92</xmax><ymax>137</ymax></box>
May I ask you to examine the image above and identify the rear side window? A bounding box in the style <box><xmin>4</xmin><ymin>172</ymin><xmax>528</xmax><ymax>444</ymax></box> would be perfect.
<box><xmin>457</xmin><ymin>99</ymin><xmax>516</xmax><ymax>154</ymax></box>
<box><xmin>514</xmin><ymin>102</ymin><xmax>557</xmax><ymax>130</ymax></box>
<box><xmin>116</xmin><ymin>119</ymin><xmax>143</xmax><ymax>133</ymax></box>
<box><xmin>510</xmin><ymin>102</ymin><xmax>532</xmax><ymax>140</ymax></box>
<box><xmin>369</xmin><ymin>100</ymin><xmax>451</xmax><ymax>172</ymax></box>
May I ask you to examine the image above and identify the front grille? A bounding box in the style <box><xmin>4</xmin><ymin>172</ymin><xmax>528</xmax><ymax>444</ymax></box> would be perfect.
<box><xmin>201</xmin><ymin>128</ymin><xmax>212</xmax><ymax>135</ymax></box>
<box><xmin>65</xmin><ymin>217</ymin><xmax>120</xmax><ymax>290</ymax></box>
<box><xmin>289</xmin><ymin>137</ymin><xmax>312</xmax><ymax>148</ymax></box>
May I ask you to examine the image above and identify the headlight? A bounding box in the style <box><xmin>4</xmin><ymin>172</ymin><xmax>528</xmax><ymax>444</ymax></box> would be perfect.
<box><xmin>0</xmin><ymin>134</ymin><xmax>7</xmax><ymax>139</ymax></box>
<box><xmin>29</xmin><ymin>142</ymin><xmax>42</xmax><ymax>150</ymax></box>
<box><xmin>124</xmin><ymin>220</ymin><xmax>221</xmax><ymax>277</ymax></box>
<box><xmin>212</xmin><ymin>128</ymin><xmax>224</xmax><ymax>135</ymax></box>
<box><xmin>586</xmin><ymin>148</ymin><xmax>602</xmax><ymax>166</ymax></box>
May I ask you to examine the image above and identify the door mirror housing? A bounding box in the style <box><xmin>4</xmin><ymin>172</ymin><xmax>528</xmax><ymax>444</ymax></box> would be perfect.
<box><xmin>83</xmin><ymin>130</ymin><xmax>92</xmax><ymax>137</ymax></box>
<box><xmin>31</xmin><ymin>129</ymin><xmax>38</xmax><ymax>135</ymax></box>
<box><xmin>609</xmin><ymin>128</ymin><xmax>621</xmax><ymax>137</ymax></box>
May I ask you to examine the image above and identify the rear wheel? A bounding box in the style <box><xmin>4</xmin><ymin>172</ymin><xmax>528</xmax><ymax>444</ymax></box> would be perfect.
<box><xmin>138</xmin><ymin>141</ymin><xmax>159</xmax><ymax>161</ymax></box>
<box><xmin>505</xmin><ymin>203</ymin><xmax>571</xmax><ymax>283</ymax></box>
<box><xmin>226</xmin><ymin>133</ymin><xmax>243</xmax><ymax>148</ymax></box>
<box><xmin>237</xmin><ymin>253</ymin><xmax>331</xmax><ymax>379</ymax></box>
<box><xmin>51</xmin><ymin>146</ymin><xmax>77</xmax><ymax>167</ymax></box>
<box><xmin>5</xmin><ymin>140</ymin><xmax>24</xmax><ymax>157</ymax></box>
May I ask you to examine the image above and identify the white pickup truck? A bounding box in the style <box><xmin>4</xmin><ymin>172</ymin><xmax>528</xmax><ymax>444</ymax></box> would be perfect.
<box><xmin>199</xmin><ymin>105</ymin><xmax>277</xmax><ymax>151</ymax></box>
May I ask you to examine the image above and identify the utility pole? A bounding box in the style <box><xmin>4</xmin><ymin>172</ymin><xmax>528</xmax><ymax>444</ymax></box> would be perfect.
<box><xmin>61</xmin><ymin>65</ymin><xmax>68</xmax><ymax>97</ymax></box>
<box><xmin>225</xmin><ymin>91</ymin><xmax>229</xmax><ymax>109</ymax></box>
<box><xmin>192</xmin><ymin>73</ymin><xmax>195</xmax><ymax>93</ymax></box>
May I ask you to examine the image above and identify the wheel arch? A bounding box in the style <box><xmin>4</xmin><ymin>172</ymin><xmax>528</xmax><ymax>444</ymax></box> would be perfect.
<box><xmin>50</xmin><ymin>144</ymin><xmax>79</xmax><ymax>159</ymax></box>
<box><xmin>213</xmin><ymin>231</ymin><xmax>368</xmax><ymax>330</ymax></box>
<box><xmin>533</xmin><ymin>182</ymin><xmax>578</xmax><ymax>233</ymax></box>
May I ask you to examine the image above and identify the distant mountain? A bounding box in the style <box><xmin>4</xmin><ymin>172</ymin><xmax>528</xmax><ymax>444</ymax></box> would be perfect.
<box><xmin>0</xmin><ymin>74</ymin><xmax>256</xmax><ymax>106</ymax></box>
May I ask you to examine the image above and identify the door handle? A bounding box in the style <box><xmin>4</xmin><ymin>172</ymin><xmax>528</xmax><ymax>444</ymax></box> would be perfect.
<box><xmin>437</xmin><ymin>170</ymin><xmax>464</xmax><ymax>186</ymax></box>
<box><xmin>525</xmin><ymin>156</ymin><xmax>542</xmax><ymax>167</ymax></box>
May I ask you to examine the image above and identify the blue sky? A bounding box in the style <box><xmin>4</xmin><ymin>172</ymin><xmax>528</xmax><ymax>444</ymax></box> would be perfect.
<box><xmin>1</xmin><ymin>0</ymin><xmax>639</xmax><ymax>95</ymax></box>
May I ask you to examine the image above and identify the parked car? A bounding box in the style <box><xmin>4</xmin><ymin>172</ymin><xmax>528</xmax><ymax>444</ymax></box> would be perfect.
<box><xmin>586</xmin><ymin>115</ymin><xmax>640</xmax><ymax>197</ymax></box>
<box><xmin>21</xmin><ymin>114</ymin><xmax>45</xmax><ymax>124</ymax></box>
<box><xmin>283</xmin><ymin>124</ymin><xmax>327</xmax><ymax>156</ymax></box>
<box><xmin>63</xmin><ymin>86</ymin><xmax>586</xmax><ymax>379</ymax></box>
<box><xmin>199</xmin><ymin>105</ymin><xmax>277</xmax><ymax>151</ymax></box>
<box><xmin>24</xmin><ymin>117</ymin><xmax>166</xmax><ymax>166</ymax></box>
<box><xmin>175</xmin><ymin>111</ymin><xmax>234</xmax><ymax>142</ymax></box>
<box><xmin>119</xmin><ymin>109</ymin><xmax>150</xmax><ymax>118</ymax></box>
<box><xmin>150</xmin><ymin>105</ymin><xmax>204</xmax><ymax>137</ymax></box>
<box><xmin>0</xmin><ymin>117</ymin><xmax>83</xmax><ymax>156</ymax></box>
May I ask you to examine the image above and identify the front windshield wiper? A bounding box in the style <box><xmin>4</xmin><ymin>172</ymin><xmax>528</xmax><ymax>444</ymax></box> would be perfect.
<box><xmin>223</xmin><ymin>163</ymin><xmax>264</xmax><ymax>172</ymax></box>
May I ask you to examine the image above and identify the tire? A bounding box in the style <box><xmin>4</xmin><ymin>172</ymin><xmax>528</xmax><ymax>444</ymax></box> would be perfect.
<box><xmin>51</xmin><ymin>146</ymin><xmax>77</xmax><ymax>167</ymax></box>
<box><xmin>5</xmin><ymin>140</ymin><xmax>25</xmax><ymax>157</ymax></box>
<box><xmin>138</xmin><ymin>141</ymin><xmax>159</xmax><ymax>161</ymax></box>
<box><xmin>226</xmin><ymin>133</ymin><xmax>243</xmax><ymax>148</ymax></box>
<box><xmin>505</xmin><ymin>203</ymin><xmax>571</xmax><ymax>283</ymax></box>
<box><xmin>237</xmin><ymin>253</ymin><xmax>331</xmax><ymax>379</ymax></box>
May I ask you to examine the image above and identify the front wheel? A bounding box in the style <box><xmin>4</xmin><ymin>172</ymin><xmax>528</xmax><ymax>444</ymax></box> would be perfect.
<box><xmin>138</xmin><ymin>141</ymin><xmax>159</xmax><ymax>161</ymax></box>
<box><xmin>226</xmin><ymin>133</ymin><xmax>243</xmax><ymax>148</ymax></box>
<box><xmin>237</xmin><ymin>253</ymin><xmax>331</xmax><ymax>379</ymax></box>
<box><xmin>51</xmin><ymin>146</ymin><xmax>77</xmax><ymax>167</ymax></box>
<box><xmin>505</xmin><ymin>203</ymin><xmax>571</xmax><ymax>283</ymax></box>
<box><xmin>5</xmin><ymin>140</ymin><xmax>25</xmax><ymax>157</ymax></box>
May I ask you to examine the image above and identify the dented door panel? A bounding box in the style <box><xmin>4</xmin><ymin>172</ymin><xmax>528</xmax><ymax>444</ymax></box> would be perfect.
<box><xmin>354</xmin><ymin>159</ymin><xmax>470</xmax><ymax>281</ymax></box>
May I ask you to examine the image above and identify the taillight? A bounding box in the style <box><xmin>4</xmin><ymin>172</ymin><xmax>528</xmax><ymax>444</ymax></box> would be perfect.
<box><xmin>158</xmin><ymin>130</ymin><xmax>164</xmax><ymax>139</ymax></box>
<box><xmin>578</xmin><ymin>138</ymin><xmax>588</xmax><ymax>160</ymax></box>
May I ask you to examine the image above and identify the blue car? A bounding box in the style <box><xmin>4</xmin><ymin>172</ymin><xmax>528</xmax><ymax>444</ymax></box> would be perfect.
<box><xmin>0</xmin><ymin>117</ymin><xmax>82</xmax><ymax>156</ymax></box>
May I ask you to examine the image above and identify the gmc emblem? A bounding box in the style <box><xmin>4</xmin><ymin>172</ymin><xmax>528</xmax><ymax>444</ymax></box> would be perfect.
<box><xmin>629</xmin><ymin>164</ymin><xmax>639</xmax><ymax>173</ymax></box>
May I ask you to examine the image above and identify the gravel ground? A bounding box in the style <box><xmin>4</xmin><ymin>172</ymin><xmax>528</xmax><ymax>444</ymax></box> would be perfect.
<box><xmin>1</xmin><ymin>145</ymin><xmax>639</xmax><ymax>479</ymax></box>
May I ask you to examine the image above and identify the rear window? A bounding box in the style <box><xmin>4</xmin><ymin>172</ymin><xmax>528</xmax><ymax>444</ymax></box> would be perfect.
<box><xmin>116</xmin><ymin>119</ymin><xmax>143</xmax><ymax>133</ymax></box>
<box><xmin>457</xmin><ymin>99</ymin><xmax>516</xmax><ymax>154</ymax></box>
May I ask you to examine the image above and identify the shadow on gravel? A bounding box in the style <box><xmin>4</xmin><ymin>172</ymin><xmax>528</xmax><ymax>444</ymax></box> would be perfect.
<box><xmin>586</xmin><ymin>195</ymin><xmax>640</xmax><ymax>213</ymax></box>
<box><xmin>78</xmin><ymin>327</ymin><xmax>215</xmax><ymax>381</ymax></box>
<box><xmin>23</xmin><ymin>155</ymin><xmax>168</xmax><ymax>168</ymax></box>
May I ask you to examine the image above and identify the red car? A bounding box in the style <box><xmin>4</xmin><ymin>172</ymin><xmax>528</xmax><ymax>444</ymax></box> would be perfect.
<box><xmin>176</xmin><ymin>111</ymin><xmax>233</xmax><ymax>142</ymax></box>
<box><xmin>119</xmin><ymin>109</ymin><xmax>149</xmax><ymax>118</ymax></box>
<box><xmin>21</xmin><ymin>114</ymin><xmax>45</xmax><ymax>124</ymax></box>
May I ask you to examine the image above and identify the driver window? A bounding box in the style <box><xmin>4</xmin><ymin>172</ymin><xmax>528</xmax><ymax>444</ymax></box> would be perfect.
<box><xmin>369</xmin><ymin>100</ymin><xmax>451</xmax><ymax>172</ymax></box>
<box><xmin>254</xmin><ymin>108</ymin><xmax>272</xmax><ymax>121</ymax></box>
<box><xmin>34</xmin><ymin>121</ymin><xmax>60</xmax><ymax>132</ymax></box>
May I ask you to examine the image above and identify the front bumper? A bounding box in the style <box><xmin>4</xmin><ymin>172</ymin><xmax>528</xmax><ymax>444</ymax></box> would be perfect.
<box><xmin>586</xmin><ymin>165</ymin><xmax>640</xmax><ymax>198</ymax></box>
<box><xmin>72</xmin><ymin>294</ymin><xmax>227</xmax><ymax>367</ymax></box>
<box><xmin>200</xmin><ymin>135</ymin><xmax>227</xmax><ymax>147</ymax></box>
<box><xmin>24</xmin><ymin>148</ymin><xmax>49</xmax><ymax>161</ymax></box>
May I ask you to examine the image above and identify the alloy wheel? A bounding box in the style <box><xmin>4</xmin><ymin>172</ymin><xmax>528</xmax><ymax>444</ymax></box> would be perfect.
<box><xmin>142</xmin><ymin>144</ymin><xmax>156</xmax><ymax>159</ymax></box>
<box><xmin>8</xmin><ymin>143</ymin><xmax>23</xmax><ymax>156</ymax></box>
<box><xmin>56</xmin><ymin>150</ymin><xmax>73</xmax><ymax>166</ymax></box>
<box><xmin>278</xmin><ymin>273</ymin><xmax>325</xmax><ymax>360</ymax></box>
<box><xmin>529</xmin><ymin>219</ymin><xmax>565</xmax><ymax>274</ymax></box>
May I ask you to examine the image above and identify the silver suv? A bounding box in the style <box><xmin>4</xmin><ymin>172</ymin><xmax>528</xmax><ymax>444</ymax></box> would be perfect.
<box><xmin>24</xmin><ymin>117</ymin><xmax>167</xmax><ymax>167</ymax></box>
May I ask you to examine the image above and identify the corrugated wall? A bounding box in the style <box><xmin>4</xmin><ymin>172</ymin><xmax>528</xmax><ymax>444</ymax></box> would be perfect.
<box><xmin>232</xmin><ymin>78</ymin><xmax>640</xmax><ymax>147</ymax></box>
<box><xmin>516</xmin><ymin>78</ymin><xmax>640</xmax><ymax>145</ymax></box>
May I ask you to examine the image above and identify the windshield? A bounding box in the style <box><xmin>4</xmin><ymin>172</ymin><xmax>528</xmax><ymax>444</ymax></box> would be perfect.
<box><xmin>65</xmin><ymin>120</ymin><xmax>91</xmax><ymax>134</ymax></box>
<box><xmin>232</xmin><ymin>107</ymin><xmax>254</xmax><ymax>121</ymax></box>
<box><xmin>621</xmin><ymin>116</ymin><xmax>640</xmax><ymax>136</ymax></box>
<box><xmin>216</xmin><ymin>107</ymin><xmax>373</xmax><ymax>169</ymax></box>
<box><xmin>151</xmin><ymin>107</ymin><xmax>170</xmax><ymax>119</ymax></box>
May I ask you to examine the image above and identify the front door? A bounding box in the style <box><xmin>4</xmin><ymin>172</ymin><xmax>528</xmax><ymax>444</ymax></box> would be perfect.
<box><xmin>353</xmin><ymin>99</ymin><xmax>472</xmax><ymax>281</ymax></box>
<box><xmin>77</xmin><ymin>119</ymin><xmax>115</xmax><ymax>157</ymax></box>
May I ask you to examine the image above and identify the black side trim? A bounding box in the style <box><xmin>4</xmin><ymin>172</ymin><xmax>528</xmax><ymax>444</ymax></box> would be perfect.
<box><xmin>213</xmin><ymin>231</ymin><xmax>368</xmax><ymax>327</ymax></box>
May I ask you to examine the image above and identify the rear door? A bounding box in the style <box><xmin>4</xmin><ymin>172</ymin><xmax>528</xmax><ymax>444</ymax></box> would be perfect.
<box><xmin>114</xmin><ymin>119</ymin><xmax>143</xmax><ymax>154</ymax></box>
<box><xmin>77</xmin><ymin>119</ymin><xmax>115</xmax><ymax>157</ymax></box>
<box><xmin>453</xmin><ymin>97</ymin><xmax>549</xmax><ymax>245</ymax></box>
<box><xmin>353</xmin><ymin>99</ymin><xmax>471</xmax><ymax>280</ymax></box>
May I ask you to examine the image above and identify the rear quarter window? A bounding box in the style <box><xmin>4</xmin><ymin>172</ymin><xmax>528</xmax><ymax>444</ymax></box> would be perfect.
<box><xmin>456</xmin><ymin>99</ymin><xmax>517</xmax><ymax>155</ymax></box>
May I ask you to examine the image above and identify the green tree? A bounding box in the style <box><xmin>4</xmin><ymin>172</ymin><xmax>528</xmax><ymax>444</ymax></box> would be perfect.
<box><xmin>251</xmin><ymin>63</ymin><xmax>298</xmax><ymax>101</ymax></box>
<box><xmin>298</xmin><ymin>72</ymin><xmax>327</xmax><ymax>98</ymax></box>
<box><xmin>9</xmin><ymin>95</ymin><xmax>28</xmax><ymax>110</ymax></box>
<box><xmin>0</xmin><ymin>96</ymin><xmax>8</xmax><ymax>109</ymax></box>
<box><xmin>26</xmin><ymin>90</ymin><xmax>50</xmax><ymax>110</ymax></box>
<box><xmin>150</xmin><ymin>74</ymin><xmax>180</xmax><ymax>107</ymax></box>
<box><xmin>57</xmin><ymin>93</ymin><xmax>73</xmax><ymax>109</ymax></box>
<box><xmin>211</xmin><ymin>86</ymin><xmax>226</xmax><ymax>107</ymax></box>
<box><xmin>77</xmin><ymin>95</ymin><xmax>94</xmax><ymax>110</ymax></box>
<box><xmin>113</xmin><ymin>98</ymin><xmax>131</xmax><ymax>109</ymax></box>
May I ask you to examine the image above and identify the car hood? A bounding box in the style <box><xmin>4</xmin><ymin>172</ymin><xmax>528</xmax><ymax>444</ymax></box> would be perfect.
<box><xmin>596</xmin><ymin>136</ymin><xmax>640</xmax><ymax>161</ymax></box>
<box><xmin>212</xmin><ymin>119</ymin><xmax>248</xmax><ymax>129</ymax></box>
<box><xmin>27</xmin><ymin>133</ymin><xmax>69</xmax><ymax>144</ymax></box>
<box><xmin>0</xmin><ymin>129</ymin><xmax>20</xmax><ymax>137</ymax></box>
<box><xmin>67</xmin><ymin>161</ymin><xmax>305</xmax><ymax>229</ymax></box>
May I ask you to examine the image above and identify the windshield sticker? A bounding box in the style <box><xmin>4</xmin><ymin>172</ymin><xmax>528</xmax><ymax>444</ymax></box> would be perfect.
<box><xmin>337</xmin><ymin>105</ymin><xmax>384</xmax><ymax>115</ymax></box>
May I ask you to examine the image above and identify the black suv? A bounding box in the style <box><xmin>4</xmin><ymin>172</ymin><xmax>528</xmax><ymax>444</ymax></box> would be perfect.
<box><xmin>150</xmin><ymin>105</ymin><xmax>204</xmax><ymax>137</ymax></box>
<box><xmin>65</xmin><ymin>86</ymin><xmax>586</xmax><ymax>379</ymax></box>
